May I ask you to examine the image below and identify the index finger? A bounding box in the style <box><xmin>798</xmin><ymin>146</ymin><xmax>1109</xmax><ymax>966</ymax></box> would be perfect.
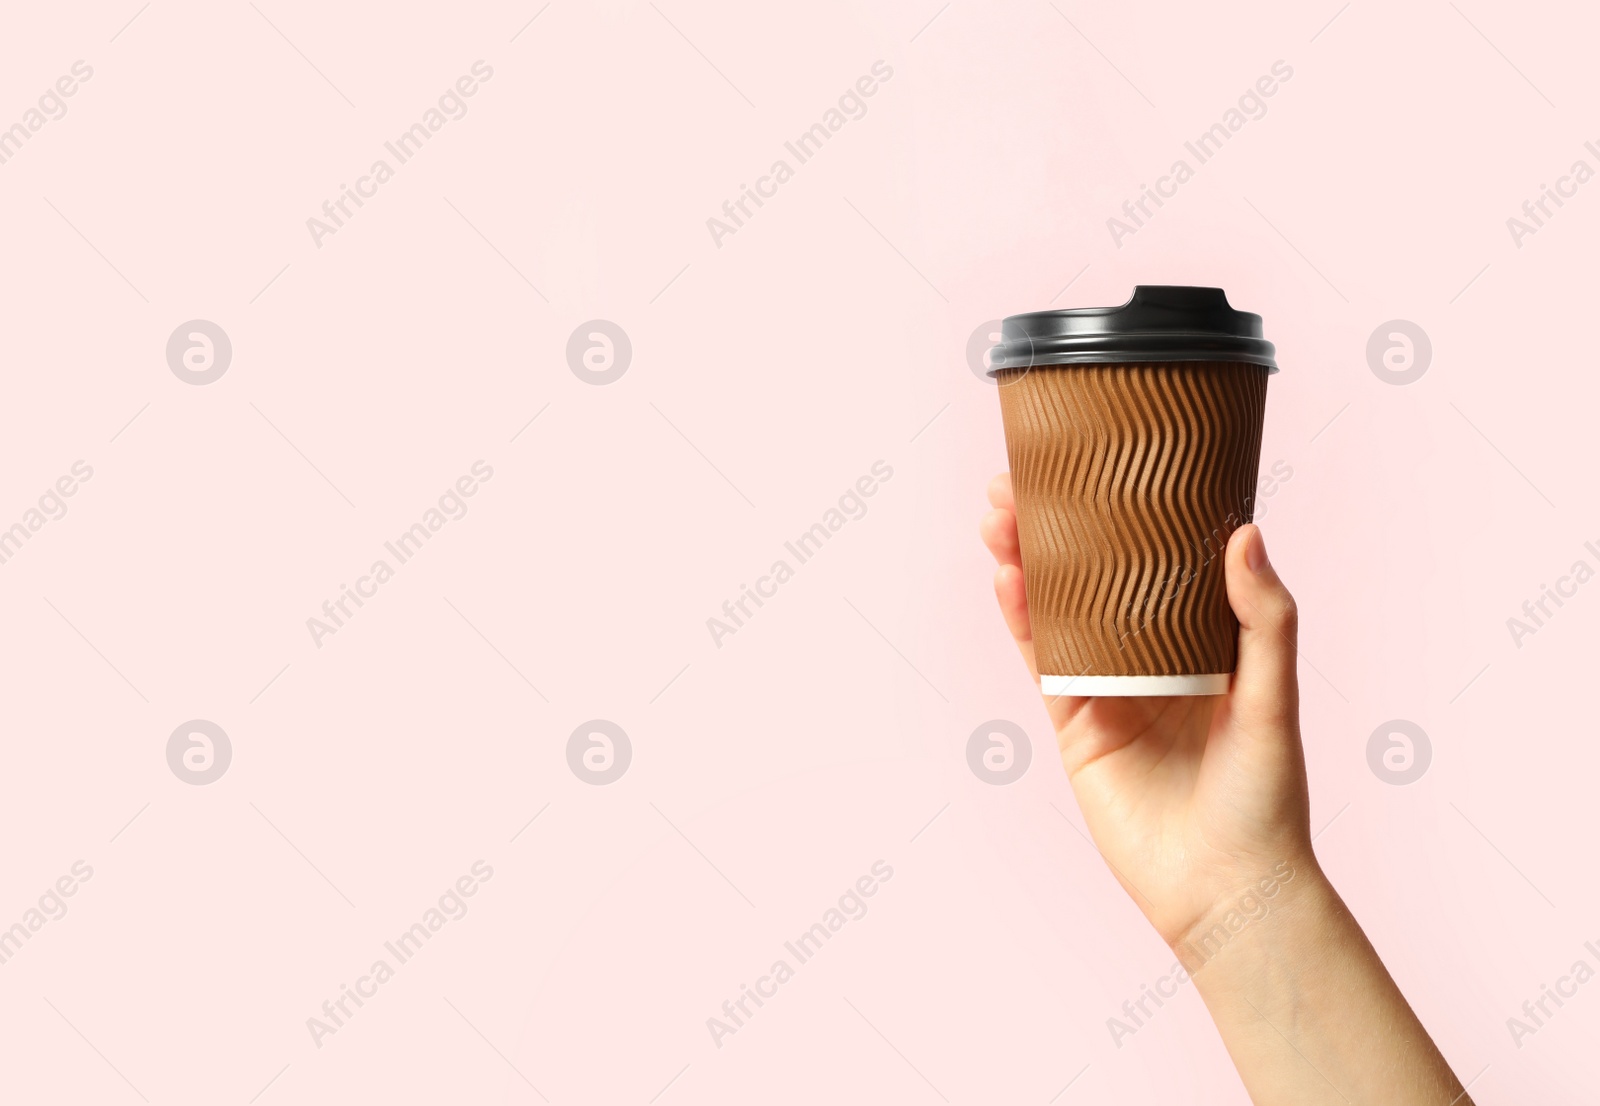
<box><xmin>986</xmin><ymin>471</ymin><xmax>1014</xmax><ymax>512</ymax></box>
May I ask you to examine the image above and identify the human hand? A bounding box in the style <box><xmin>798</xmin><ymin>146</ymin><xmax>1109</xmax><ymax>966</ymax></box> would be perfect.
<box><xmin>979</xmin><ymin>472</ymin><xmax>1319</xmax><ymax>948</ymax></box>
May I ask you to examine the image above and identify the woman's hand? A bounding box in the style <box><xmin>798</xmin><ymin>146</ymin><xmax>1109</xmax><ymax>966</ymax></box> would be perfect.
<box><xmin>981</xmin><ymin>471</ymin><xmax>1473</xmax><ymax>1104</ymax></box>
<box><xmin>980</xmin><ymin>471</ymin><xmax>1316</xmax><ymax>946</ymax></box>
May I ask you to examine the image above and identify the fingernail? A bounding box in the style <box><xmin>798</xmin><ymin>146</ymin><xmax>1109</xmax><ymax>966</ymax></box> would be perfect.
<box><xmin>1246</xmin><ymin>526</ymin><xmax>1269</xmax><ymax>574</ymax></box>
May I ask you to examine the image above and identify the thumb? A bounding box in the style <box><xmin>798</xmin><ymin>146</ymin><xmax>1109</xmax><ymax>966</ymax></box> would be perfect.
<box><xmin>1224</xmin><ymin>524</ymin><xmax>1300</xmax><ymax>727</ymax></box>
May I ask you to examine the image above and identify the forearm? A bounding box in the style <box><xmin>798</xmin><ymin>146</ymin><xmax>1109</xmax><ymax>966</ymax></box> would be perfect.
<box><xmin>1177</xmin><ymin>862</ymin><xmax>1470</xmax><ymax>1105</ymax></box>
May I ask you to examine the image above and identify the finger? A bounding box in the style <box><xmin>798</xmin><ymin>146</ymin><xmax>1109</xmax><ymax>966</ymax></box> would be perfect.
<box><xmin>994</xmin><ymin>563</ymin><xmax>1043</xmax><ymax>691</ymax></box>
<box><xmin>980</xmin><ymin>507</ymin><xmax>1022</xmax><ymax>568</ymax></box>
<box><xmin>1225</xmin><ymin>524</ymin><xmax>1300</xmax><ymax>730</ymax></box>
<box><xmin>993</xmin><ymin>563</ymin><xmax>1035</xmax><ymax>655</ymax></box>
<box><xmin>997</xmin><ymin>564</ymin><xmax>1090</xmax><ymax>731</ymax></box>
<box><xmin>986</xmin><ymin>471</ymin><xmax>1014</xmax><ymax>512</ymax></box>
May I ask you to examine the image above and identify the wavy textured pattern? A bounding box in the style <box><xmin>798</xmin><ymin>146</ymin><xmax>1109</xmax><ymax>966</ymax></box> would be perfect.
<box><xmin>996</xmin><ymin>363</ymin><xmax>1268</xmax><ymax>678</ymax></box>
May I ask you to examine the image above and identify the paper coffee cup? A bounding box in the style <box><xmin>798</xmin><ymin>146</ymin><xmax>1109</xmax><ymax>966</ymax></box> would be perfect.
<box><xmin>988</xmin><ymin>286</ymin><xmax>1277</xmax><ymax>697</ymax></box>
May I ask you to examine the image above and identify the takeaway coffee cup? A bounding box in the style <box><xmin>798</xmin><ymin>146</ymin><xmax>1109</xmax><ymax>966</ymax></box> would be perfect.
<box><xmin>987</xmin><ymin>286</ymin><xmax>1277</xmax><ymax>696</ymax></box>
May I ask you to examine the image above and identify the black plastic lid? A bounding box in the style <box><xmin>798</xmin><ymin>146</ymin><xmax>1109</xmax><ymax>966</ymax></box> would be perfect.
<box><xmin>987</xmin><ymin>285</ymin><xmax>1278</xmax><ymax>374</ymax></box>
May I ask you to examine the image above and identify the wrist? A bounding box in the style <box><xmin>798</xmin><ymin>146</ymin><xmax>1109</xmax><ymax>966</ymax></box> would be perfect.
<box><xmin>1166</xmin><ymin>861</ymin><xmax>1472</xmax><ymax>1104</ymax></box>
<box><xmin>1167</xmin><ymin>854</ymin><xmax>1341</xmax><ymax>988</ymax></box>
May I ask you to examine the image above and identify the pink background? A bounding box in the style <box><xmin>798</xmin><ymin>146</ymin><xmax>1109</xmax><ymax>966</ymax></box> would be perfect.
<box><xmin>2</xmin><ymin>1</ymin><xmax>1595</xmax><ymax>1101</ymax></box>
